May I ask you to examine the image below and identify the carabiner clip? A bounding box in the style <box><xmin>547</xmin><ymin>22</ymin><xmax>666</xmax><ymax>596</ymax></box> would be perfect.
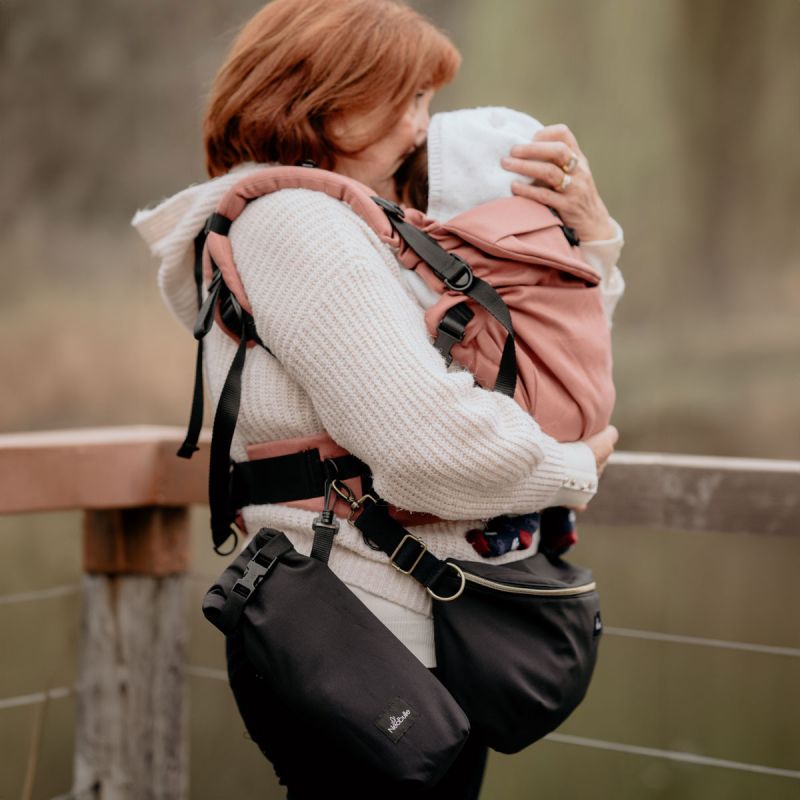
<box><xmin>330</xmin><ymin>479</ymin><xmax>378</xmax><ymax>521</ymax></box>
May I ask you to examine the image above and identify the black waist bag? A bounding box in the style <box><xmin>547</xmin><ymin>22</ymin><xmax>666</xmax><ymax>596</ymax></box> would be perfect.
<box><xmin>202</xmin><ymin>527</ymin><xmax>470</xmax><ymax>788</ymax></box>
<box><xmin>430</xmin><ymin>552</ymin><xmax>602</xmax><ymax>754</ymax></box>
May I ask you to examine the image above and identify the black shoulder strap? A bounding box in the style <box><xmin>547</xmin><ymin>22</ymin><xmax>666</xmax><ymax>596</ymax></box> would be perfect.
<box><xmin>176</xmin><ymin>229</ymin><xmax>209</xmax><ymax>458</ymax></box>
<box><xmin>174</xmin><ymin>213</ymin><xmax>270</xmax><ymax>554</ymax></box>
<box><xmin>373</xmin><ymin>198</ymin><xmax>517</xmax><ymax>398</ymax></box>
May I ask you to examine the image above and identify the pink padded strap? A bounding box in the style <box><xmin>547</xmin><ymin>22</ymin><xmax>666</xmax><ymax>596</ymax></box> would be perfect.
<box><xmin>205</xmin><ymin>166</ymin><xmax>400</xmax><ymax>316</ymax></box>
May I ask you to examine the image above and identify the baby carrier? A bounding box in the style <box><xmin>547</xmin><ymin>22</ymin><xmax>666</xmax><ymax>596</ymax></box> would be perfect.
<box><xmin>189</xmin><ymin>165</ymin><xmax>606</xmax><ymax>762</ymax></box>
<box><xmin>177</xmin><ymin>164</ymin><xmax>613</xmax><ymax>553</ymax></box>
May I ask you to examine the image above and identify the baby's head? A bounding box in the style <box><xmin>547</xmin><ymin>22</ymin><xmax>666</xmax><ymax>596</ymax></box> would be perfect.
<box><xmin>396</xmin><ymin>106</ymin><xmax>543</xmax><ymax>221</ymax></box>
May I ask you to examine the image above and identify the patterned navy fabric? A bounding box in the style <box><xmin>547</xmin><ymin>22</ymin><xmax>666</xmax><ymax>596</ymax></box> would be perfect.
<box><xmin>467</xmin><ymin>507</ymin><xmax>578</xmax><ymax>559</ymax></box>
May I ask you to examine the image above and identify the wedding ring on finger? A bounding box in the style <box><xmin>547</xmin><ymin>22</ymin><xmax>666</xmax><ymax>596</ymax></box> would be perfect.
<box><xmin>562</xmin><ymin>153</ymin><xmax>579</xmax><ymax>174</ymax></box>
<box><xmin>556</xmin><ymin>173</ymin><xmax>572</xmax><ymax>192</ymax></box>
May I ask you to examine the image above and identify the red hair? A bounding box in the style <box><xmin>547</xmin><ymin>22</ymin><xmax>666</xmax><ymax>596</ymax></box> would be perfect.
<box><xmin>203</xmin><ymin>0</ymin><xmax>461</xmax><ymax>177</ymax></box>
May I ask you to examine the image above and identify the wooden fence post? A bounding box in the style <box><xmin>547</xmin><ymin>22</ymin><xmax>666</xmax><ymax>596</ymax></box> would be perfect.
<box><xmin>73</xmin><ymin>506</ymin><xmax>191</xmax><ymax>800</ymax></box>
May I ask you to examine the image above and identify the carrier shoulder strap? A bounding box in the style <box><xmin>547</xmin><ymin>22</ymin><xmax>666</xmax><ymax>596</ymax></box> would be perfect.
<box><xmin>372</xmin><ymin>198</ymin><xmax>517</xmax><ymax>397</ymax></box>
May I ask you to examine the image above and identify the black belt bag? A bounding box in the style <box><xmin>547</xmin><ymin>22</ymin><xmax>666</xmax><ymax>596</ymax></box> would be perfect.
<box><xmin>202</xmin><ymin>525</ymin><xmax>470</xmax><ymax>788</ymax></box>
<box><xmin>353</xmin><ymin>498</ymin><xmax>602</xmax><ymax>754</ymax></box>
<box><xmin>430</xmin><ymin>552</ymin><xmax>601</xmax><ymax>753</ymax></box>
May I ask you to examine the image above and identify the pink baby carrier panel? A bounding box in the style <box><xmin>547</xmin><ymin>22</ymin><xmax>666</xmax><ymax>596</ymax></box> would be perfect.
<box><xmin>204</xmin><ymin>166</ymin><xmax>615</xmax><ymax>521</ymax></box>
<box><xmin>401</xmin><ymin>199</ymin><xmax>614</xmax><ymax>440</ymax></box>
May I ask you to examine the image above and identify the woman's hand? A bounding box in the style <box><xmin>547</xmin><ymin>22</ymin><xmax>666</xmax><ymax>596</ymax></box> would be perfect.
<box><xmin>569</xmin><ymin>424</ymin><xmax>618</xmax><ymax>512</ymax></box>
<box><xmin>584</xmin><ymin>425</ymin><xmax>618</xmax><ymax>478</ymax></box>
<box><xmin>501</xmin><ymin>123</ymin><xmax>615</xmax><ymax>242</ymax></box>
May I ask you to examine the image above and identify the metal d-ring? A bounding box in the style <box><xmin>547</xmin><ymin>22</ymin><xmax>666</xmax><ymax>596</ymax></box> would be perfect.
<box><xmin>427</xmin><ymin>563</ymin><xmax>466</xmax><ymax>602</ymax></box>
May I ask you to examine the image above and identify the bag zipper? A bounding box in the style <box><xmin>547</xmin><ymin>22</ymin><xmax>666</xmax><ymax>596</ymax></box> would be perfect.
<box><xmin>463</xmin><ymin>572</ymin><xmax>596</xmax><ymax>597</ymax></box>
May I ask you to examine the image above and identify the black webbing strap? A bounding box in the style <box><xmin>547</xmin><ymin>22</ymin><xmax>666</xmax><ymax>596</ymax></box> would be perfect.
<box><xmin>216</xmin><ymin>532</ymin><xmax>294</xmax><ymax>634</ymax></box>
<box><xmin>373</xmin><ymin>198</ymin><xmax>517</xmax><ymax>397</ymax></box>
<box><xmin>208</xmin><ymin>291</ymin><xmax>257</xmax><ymax>554</ymax></box>
<box><xmin>209</xmin><ymin>338</ymin><xmax>247</xmax><ymax>553</ymax></box>
<box><xmin>230</xmin><ymin>451</ymin><xmax>370</xmax><ymax>509</ymax></box>
<box><xmin>353</xmin><ymin>500</ymin><xmax>455</xmax><ymax>596</ymax></box>
<box><xmin>177</xmin><ymin>230</ymin><xmax>211</xmax><ymax>458</ymax></box>
<box><xmin>433</xmin><ymin>302</ymin><xmax>475</xmax><ymax>366</ymax></box>
<box><xmin>309</xmin><ymin>513</ymin><xmax>339</xmax><ymax>563</ymax></box>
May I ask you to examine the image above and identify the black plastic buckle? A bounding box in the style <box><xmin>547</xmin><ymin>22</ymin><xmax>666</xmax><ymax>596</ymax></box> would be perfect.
<box><xmin>443</xmin><ymin>255</ymin><xmax>474</xmax><ymax>292</ymax></box>
<box><xmin>231</xmin><ymin>550</ymin><xmax>278</xmax><ymax>599</ymax></box>
<box><xmin>372</xmin><ymin>196</ymin><xmax>406</xmax><ymax>219</ymax></box>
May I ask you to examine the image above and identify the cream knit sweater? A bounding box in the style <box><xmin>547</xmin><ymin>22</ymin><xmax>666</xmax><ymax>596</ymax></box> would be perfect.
<box><xmin>133</xmin><ymin>161</ymin><xmax>622</xmax><ymax>665</ymax></box>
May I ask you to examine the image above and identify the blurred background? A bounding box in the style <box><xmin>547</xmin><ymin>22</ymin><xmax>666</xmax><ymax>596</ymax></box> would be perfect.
<box><xmin>1</xmin><ymin>1</ymin><xmax>798</xmax><ymax>798</ymax></box>
<box><xmin>2</xmin><ymin>0</ymin><xmax>799</xmax><ymax>456</ymax></box>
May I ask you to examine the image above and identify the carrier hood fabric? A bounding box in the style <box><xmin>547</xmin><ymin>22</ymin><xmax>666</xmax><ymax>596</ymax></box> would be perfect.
<box><xmin>426</xmin><ymin>106</ymin><xmax>543</xmax><ymax>222</ymax></box>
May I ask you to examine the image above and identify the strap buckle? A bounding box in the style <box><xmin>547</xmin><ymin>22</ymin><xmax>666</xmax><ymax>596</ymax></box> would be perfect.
<box><xmin>390</xmin><ymin>533</ymin><xmax>428</xmax><ymax>575</ymax></box>
<box><xmin>372</xmin><ymin>196</ymin><xmax>406</xmax><ymax>218</ymax></box>
<box><xmin>231</xmin><ymin>550</ymin><xmax>278</xmax><ymax>600</ymax></box>
<box><xmin>434</xmin><ymin>303</ymin><xmax>475</xmax><ymax>365</ymax></box>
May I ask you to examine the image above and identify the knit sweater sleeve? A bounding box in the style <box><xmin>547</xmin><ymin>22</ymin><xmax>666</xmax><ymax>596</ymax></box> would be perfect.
<box><xmin>230</xmin><ymin>188</ymin><xmax>596</xmax><ymax>520</ymax></box>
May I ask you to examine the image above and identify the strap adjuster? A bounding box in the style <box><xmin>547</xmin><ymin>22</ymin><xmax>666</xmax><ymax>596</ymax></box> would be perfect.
<box><xmin>443</xmin><ymin>256</ymin><xmax>474</xmax><ymax>292</ymax></box>
<box><xmin>434</xmin><ymin>303</ymin><xmax>475</xmax><ymax>365</ymax></box>
<box><xmin>390</xmin><ymin>533</ymin><xmax>427</xmax><ymax>575</ymax></box>
<box><xmin>372</xmin><ymin>196</ymin><xmax>406</xmax><ymax>219</ymax></box>
<box><xmin>231</xmin><ymin>550</ymin><xmax>279</xmax><ymax>600</ymax></box>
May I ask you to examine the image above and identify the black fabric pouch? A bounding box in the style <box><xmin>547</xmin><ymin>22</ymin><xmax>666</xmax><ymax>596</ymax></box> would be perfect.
<box><xmin>202</xmin><ymin>527</ymin><xmax>470</xmax><ymax>788</ymax></box>
<box><xmin>430</xmin><ymin>552</ymin><xmax>602</xmax><ymax>754</ymax></box>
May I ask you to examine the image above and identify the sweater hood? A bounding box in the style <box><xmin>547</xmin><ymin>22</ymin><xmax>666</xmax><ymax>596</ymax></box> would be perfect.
<box><xmin>131</xmin><ymin>162</ymin><xmax>266</xmax><ymax>330</ymax></box>
<box><xmin>426</xmin><ymin>107</ymin><xmax>543</xmax><ymax>222</ymax></box>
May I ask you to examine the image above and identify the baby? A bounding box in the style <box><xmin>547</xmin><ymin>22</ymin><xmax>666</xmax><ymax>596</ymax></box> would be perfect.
<box><xmin>395</xmin><ymin>107</ymin><xmax>625</xmax><ymax>557</ymax></box>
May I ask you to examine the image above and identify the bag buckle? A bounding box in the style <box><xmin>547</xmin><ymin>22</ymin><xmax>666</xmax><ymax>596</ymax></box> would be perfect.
<box><xmin>231</xmin><ymin>551</ymin><xmax>278</xmax><ymax>600</ymax></box>
<box><xmin>390</xmin><ymin>534</ymin><xmax>428</xmax><ymax>575</ymax></box>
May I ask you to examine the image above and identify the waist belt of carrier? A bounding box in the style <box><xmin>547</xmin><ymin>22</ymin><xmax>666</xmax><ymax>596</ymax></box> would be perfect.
<box><xmin>230</xmin><ymin>450</ymin><xmax>371</xmax><ymax>510</ymax></box>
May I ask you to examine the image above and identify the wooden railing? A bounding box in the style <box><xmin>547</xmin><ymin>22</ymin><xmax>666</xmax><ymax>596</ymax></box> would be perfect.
<box><xmin>1</xmin><ymin>427</ymin><xmax>798</xmax><ymax>799</ymax></box>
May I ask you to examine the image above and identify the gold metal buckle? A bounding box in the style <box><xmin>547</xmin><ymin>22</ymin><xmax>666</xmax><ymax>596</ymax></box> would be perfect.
<box><xmin>427</xmin><ymin>563</ymin><xmax>466</xmax><ymax>602</ymax></box>
<box><xmin>390</xmin><ymin>533</ymin><xmax>427</xmax><ymax>575</ymax></box>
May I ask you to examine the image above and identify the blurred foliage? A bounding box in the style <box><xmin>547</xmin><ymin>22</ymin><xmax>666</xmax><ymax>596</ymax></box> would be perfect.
<box><xmin>1</xmin><ymin>0</ymin><xmax>798</xmax><ymax>458</ymax></box>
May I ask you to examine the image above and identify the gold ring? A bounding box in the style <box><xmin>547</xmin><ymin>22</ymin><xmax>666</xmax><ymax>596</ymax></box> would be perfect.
<box><xmin>562</xmin><ymin>154</ymin><xmax>579</xmax><ymax>174</ymax></box>
<box><xmin>557</xmin><ymin>173</ymin><xmax>572</xmax><ymax>192</ymax></box>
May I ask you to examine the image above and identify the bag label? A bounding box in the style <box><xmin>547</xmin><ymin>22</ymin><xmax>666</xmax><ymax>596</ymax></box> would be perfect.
<box><xmin>375</xmin><ymin>697</ymin><xmax>418</xmax><ymax>743</ymax></box>
<box><xmin>594</xmin><ymin>611</ymin><xmax>603</xmax><ymax>637</ymax></box>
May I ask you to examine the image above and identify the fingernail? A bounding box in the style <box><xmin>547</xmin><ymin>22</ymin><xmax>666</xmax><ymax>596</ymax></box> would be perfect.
<box><xmin>501</xmin><ymin>157</ymin><xmax>512</xmax><ymax>167</ymax></box>
<box><xmin>509</xmin><ymin>146</ymin><xmax>522</xmax><ymax>157</ymax></box>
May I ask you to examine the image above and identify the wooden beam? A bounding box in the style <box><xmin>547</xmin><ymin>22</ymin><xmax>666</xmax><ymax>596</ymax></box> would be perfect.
<box><xmin>83</xmin><ymin>507</ymin><xmax>190</xmax><ymax>576</ymax></box>
<box><xmin>583</xmin><ymin>452</ymin><xmax>800</xmax><ymax>536</ymax></box>
<box><xmin>0</xmin><ymin>426</ymin><xmax>209</xmax><ymax>514</ymax></box>
<box><xmin>1</xmin><ymin>427</ymin><xmax>798</xmax><ymax>536</ymax></box>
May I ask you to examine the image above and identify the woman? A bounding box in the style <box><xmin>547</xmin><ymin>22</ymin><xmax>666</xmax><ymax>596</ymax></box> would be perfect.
<box><xmin>134</xmin><ymin>0</ymin><xmax>619</xmax><ymax>796</ymax></box>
